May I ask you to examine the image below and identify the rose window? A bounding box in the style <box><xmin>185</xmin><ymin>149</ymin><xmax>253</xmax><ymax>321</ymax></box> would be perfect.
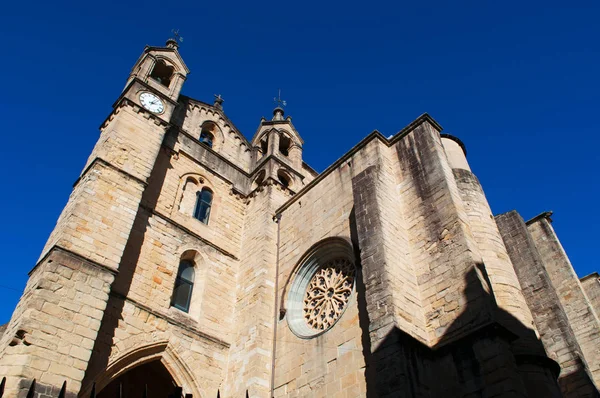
<box><xmin>302</xmin><ymin>258</ymin><xmax>355</xmax><ymax>331</ymax></box>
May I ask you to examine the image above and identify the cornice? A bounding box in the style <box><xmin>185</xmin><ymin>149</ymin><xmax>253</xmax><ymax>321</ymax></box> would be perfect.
<box><xmin>100</xmin><ymin>95</ymin><xmax>172</xmax><ymax>131</ymax></box>
<box><xmin>144</xmin><ymin>45</ymin><xmax>190</xmax><ymax>74</ymax></box>
<box><xmin>142</xmin><ymin>205</ymin><xmax>239</xmax><ymax>260</ymax></box>
<box><xmin>388</xmin><ymin>112</ymin><xmax>443</xmax><ymax>144</ymax></box>
<box><xmin>73</xmin><ymin>157</ymin><xmax>147</xmax><ymax>189</ymax></box>
<box><xmin>110</xmin><ymin>291</ymin><xmax>229</xmax><ymax>348</ymax></box>
<box><xmin>526</xmin><ymin>211</ymin><xmax>554</xmax><ymax>225</ymax></box>
<box><xmin>175</xmin><ymin>128</ymin><xmax>251</xmax><ymax>177</ymax></box>
<box><xmin>251</xmin><ymin>120</ymin><xmax>304</xmax><ymax>147</ymax></box>
<box><xmin>117</xmin><ymin>78</ymin><xmax>180</xmax><ymax>107</ymax></box>
<box><xmin>30</xmin><ymin>245</ymin><xmax>119</xmax><ymax>277</ymax></box>
<box><xmin>275</xmin><ymin>113</ymin><xmax>443</xmax><ymax>215</ymax></box>
<box><xmin>179</xmin><ymin>95</ymin><xmax>251</xmax><ymax>148</ymax></box>
<box><xmin>245</xmin><ymin>177</ymin><xmax>296</xmax><ymax>201</ymax></box>
<box><xmin>302</xmin><ymin>161</ymin><xmax>318</xmax><ymax>177</ymax></box>
<box><xmin>440</xmin><ymin>133</ymin><xmax>468</xmax><ymax>156</ymax></box>
<box><xmin>175</xmin><ymin>127</ymin><xmax>307</xmax><ymax>194</ymax></box>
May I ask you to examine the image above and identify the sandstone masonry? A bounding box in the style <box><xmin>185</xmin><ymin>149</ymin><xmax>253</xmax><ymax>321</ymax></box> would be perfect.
<box><xmin>0</xmin><ymin>38</ymin><xmax>597</xmax><ymax>398</ymax></box>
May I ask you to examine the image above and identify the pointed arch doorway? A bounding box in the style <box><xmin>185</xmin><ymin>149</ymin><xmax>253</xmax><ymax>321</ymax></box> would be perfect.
<box><xmin>97</xmin><ymin>360</ymin><xmax>178</xmax><ymax>398</ymax></box>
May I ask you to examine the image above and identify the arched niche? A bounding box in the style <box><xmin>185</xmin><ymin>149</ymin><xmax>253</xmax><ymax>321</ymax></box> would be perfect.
<box><xmin>177</xmin><ymin>174</ymin><xmax>213</xmax><ymax>217</ymax></box>
<box><xmin>277</xmin><ymin>168</ymin><xmax>293</xmax><ymax>189</ymax></box>
<box><xmin>251</xmin><ymin>170</ymin><xmax>266</xmax><ymax>191</ymax></box>
<box><xmin>199</xmin><ymin>120</ymin><xmax>223</xmax><ymax>151</ymax></box>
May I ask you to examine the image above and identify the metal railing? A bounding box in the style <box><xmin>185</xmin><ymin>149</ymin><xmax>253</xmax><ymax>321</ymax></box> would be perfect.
<box><xmin>0</xmin><ymin>377</ymin><xmax>194</xmax><ymax>398</ymax></box>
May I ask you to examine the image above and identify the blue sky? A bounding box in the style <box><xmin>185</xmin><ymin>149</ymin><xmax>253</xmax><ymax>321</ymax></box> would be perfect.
<box><xmin>0</xmin><ymin>0</ymin><xmax>598</xmax><ymax>324</ymax></box>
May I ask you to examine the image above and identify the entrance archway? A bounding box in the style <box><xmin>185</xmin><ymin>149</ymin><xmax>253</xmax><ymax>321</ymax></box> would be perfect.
<box><xmin>97</xmin><ymin>360</ymin><xmax>178</xmax><ymax>398</ymax></box>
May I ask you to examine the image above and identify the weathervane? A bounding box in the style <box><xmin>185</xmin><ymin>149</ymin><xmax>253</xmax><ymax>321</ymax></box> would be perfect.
<box><xmin>274</xmin><ymin>89</ymin><xmax>287</xmax><ymax>108</ymax></box>
<box><xmin>171</xmin><ymin>29</ymin><xmax>184</xmax><ymax>43</ymax></box>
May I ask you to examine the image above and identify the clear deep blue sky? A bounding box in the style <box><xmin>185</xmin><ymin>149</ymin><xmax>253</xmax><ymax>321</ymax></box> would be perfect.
<box><xmin>0</xmin><ymin>1</ymin><xmax>598</xmax><ymax>324</ymax></box>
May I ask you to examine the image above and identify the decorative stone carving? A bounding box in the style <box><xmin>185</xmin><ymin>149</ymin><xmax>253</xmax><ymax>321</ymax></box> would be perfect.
<box><xmin>287</xmin><ymin>240</ymin><xmax>356</xmax><ymax>339</ymax></box>
<box><xmin>303</xmin><ymin>259</ymin><xmax>355</xmax><ymax>331</ymax></box>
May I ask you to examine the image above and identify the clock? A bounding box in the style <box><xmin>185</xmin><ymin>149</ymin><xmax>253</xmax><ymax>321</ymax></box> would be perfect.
<box><xmin>139</xmin><ymin>92</ymin><xmax>165</xmax><ymax>114</ymax></box>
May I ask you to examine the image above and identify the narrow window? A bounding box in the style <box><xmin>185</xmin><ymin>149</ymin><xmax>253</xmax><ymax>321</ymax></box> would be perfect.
<box><xmin>194</xmin><ymin>188</ymin><xmax>213</xmax><ymax>224</ymax></box>
<box><xmin>279</xmin><ymin>135</ymin><xmax>291</xmax><ymax>157</ymax></box>
<box><xmin>199</xmin><ymin>131</ymin><xmax>214</xmax><ymax>148</ymax></box>
<box><xmin>260</xmin><ymin>138</ymin><xmax>268</xmax><ymax>155</ymax></box>
<box><xmin>149</xmin><ymin>59</ymin><xmax>174</xmax><ymax>87</ymax></box>
<box><xmin>172</xmin><ymin>261</ymin><xmax>195</xmax><ymax>312</ymax></box>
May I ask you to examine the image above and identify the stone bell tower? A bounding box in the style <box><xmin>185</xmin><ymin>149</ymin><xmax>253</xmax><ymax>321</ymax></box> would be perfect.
<box><xmin>250</xmin><ymin>102</ymin><xmax>306</xmax><ymax>193</ymax></box>
<box><xmin>0</xmin><ymin>38</ymin><xmax>188</xmax><ymax>397</ymax></box>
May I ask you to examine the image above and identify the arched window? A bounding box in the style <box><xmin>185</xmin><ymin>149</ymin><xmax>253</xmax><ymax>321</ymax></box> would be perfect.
<box><xmin>279</xmin><ymin>135</ymin><xmax>291</xmax><ymax>157</ymax></box>
<box><xmin>199</xmin><ymin>131</ymin><xmax>214</xmax><ymax>148</ymax></box>
<box><xmin>171</xmin><ymin>261</ymin><xmax>195</xmax><ymax>312</ymax></box>
<box><xmin>149</xmin><ymin>59</ymin><xmax>174</xmax><ymax>87</ymax></box>
<box><xmin>260</xmin><ymin>138</ymin><xmax>268</xmax><ymax>155</ymax></box>
<box><xmin>277</xmin><ymin>170</ymin><xmax>291</xmax><ymax>188</ymax></box>
<box><xmin>194</xmin><ymin>188</ymin><xmax>213</xmax><ymax>224</ymax></box>
<box><xmin>200</xmin><ymin>121</ymin><xmax>219</xmax><ymax>149</ymax></box>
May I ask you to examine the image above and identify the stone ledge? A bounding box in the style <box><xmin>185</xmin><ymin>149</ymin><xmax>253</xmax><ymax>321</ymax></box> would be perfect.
<box><xmin>30</xmin><ymin>245</ymin><xmax>119</xmax><ymax>277</ymax></box>
<box><xmin>110</xmin><ymin>292</ymin><xmax>230</xmax><ymax>349</ymax></box>
<box><xmin>143</xmin><ymin>206</ymin><xmax>239</xmax><ymax>260</ymax></box>
<box><xmin>526</xmin><ymin>211</ymin><xmax>554</xmax><ymax>225</ymax></box>
<box><xmin>73</xmin><ymin>157</ymin><xmax>148</xmax><ymax>189</ymax></box>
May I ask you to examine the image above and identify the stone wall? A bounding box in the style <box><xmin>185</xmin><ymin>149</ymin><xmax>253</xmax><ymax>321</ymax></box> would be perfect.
<box><xmin>395</xmin><ymin>120</ymin><xmax>493</xmax><ymax>346</ymax></box>
<box><xmin>0</xmin><ymin>249</ymin><xmax>114</xmax><ymax>398</ymax></box>
<box><xmin>151</xmin><ymin>144</ymin><xmax>247</xmax><ymax>258</ymax></box>
<box><xmin>225</xmin><ymin>184</ymin><xmax>291</xmax><ymax>397</ymax></box>
<box><xmin>40</xmin><ymin>161</ymin><xmax>146</xmax><ymax>269</ymax></box>
<box><xmin>496</xmin><ymin>211</ymin><xmax>596</xmax><ymax>397</ymax></box>
<box><xmin>272</xmin><ymin>138</ymin><xmax>383</xmax><ymax>397</ymax></box>
<box><xmin>528</xmin><ymin>214</ymin><xmax>600</xmax><ymax>387</ymax></box>
<box><xmin>4</xmin><ymin>49</ymin><xmax>591</xmax><ymax>398</ymax></box>
<box><xmin>176</xmin><ymin>98</ymin><xmax>252</xmax><ymax>172</ymax></box>
<box><xmin>581</xmin><ymin>273</ymin><xmax>600</xmax><ymax>322</ymax></box>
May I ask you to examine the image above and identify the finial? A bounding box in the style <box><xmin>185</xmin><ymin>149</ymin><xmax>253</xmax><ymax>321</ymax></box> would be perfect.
<box><xmin>273</xmin><ymin>89</ymin><xmax>286</xmax><ymax>121</ymax></box>
<box><xmin>274</xmin><ymin>89</ymin><xmax>287</xmax><ymax>108</ymax></box>
<box><xmin>167</xmin><ymin>29</ymin><xmax>184</xmax><ymax>49</ymax></box>
<box><xmin>214</xmin><ymin>94</ymin><xmax>224</xmax><ymax>109</ymax></box>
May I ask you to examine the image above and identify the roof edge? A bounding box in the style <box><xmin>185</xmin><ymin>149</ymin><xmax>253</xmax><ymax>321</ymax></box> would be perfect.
<box><xmin>526</xmin><ymin>211</ymin><xmax>554</xmax><ymax>225</ymax></box>
<box><xmin>276</xmin><ymin>113</ymin><xmax>440</xmax><ymax>215</ymax></box>
<box><xmin>440</xmin><ymin>134</ymin><xmax>467</xmax><ymax>157</ymax></box>
<box><xmin>581</xmin><ymin>272</ymin><xmax>600</xmax><ymax>282</ymax></box>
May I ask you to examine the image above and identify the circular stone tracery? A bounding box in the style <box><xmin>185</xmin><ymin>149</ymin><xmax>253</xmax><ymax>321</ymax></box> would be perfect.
<box><xmin>302</xmin><ymin>258</ymin><xmax>355</xmax><ymax>331</ymax></box>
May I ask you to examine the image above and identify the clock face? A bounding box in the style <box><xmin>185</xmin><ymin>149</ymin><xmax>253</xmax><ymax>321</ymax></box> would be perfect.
<box><xmin>140</xmin><ymin>92</ymin><xmax>165</xmax><ymax>114</ymax></box>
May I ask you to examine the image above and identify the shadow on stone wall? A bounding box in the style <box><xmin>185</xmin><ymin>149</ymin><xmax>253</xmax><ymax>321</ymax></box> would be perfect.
<box><xmin>354</xmin><ymin>263</ymin><xmax>571</xmax><ymax>397</ymax></box>
<box><xmin>557</xmin><ymin>355</ymin><xmax>599</xmax><ymax>398</ymax></box>
<box><xmin>349</xmin><ymin>203</ymin><xmax>591</xmax><ymax>397</ymax></box>
<box><xmin>80</xmin><ymin>131</ymin><xmax>175</xmax><ymax>394</ymax></box>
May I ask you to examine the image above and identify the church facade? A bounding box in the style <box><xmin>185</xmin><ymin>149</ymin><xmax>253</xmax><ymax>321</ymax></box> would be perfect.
<box><xmin>0</xmin><ymin>38</ymin><xmax>599</xmax><ymax>398</ymax></box>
